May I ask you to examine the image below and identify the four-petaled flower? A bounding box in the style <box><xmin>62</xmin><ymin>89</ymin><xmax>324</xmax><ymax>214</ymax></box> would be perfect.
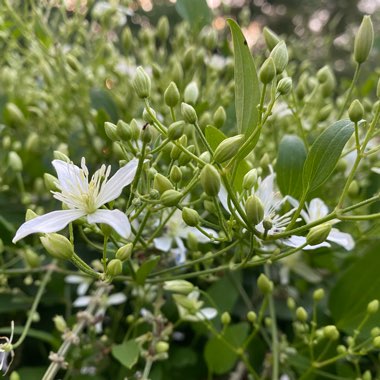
<box><xmin>13</xmin><ymin>157</ymin><xmax>138</xmax><ymax>243</ymax></box>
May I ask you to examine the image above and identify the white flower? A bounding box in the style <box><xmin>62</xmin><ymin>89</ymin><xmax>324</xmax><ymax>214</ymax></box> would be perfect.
<box><xmin>0</xmin><ymin>321</ymin><xmax>14</xmax><ymax>375</ymax></box>
<box><xmin>284</xmin><ymin>198</ymin><xmax>355</xmax><ymax>250</ymax></box>
<box><xmin>153</xmin><ymin>210</ymin><xmax>218</xmax><ymax>264</ymax></box>
<box><xmin>13</xmin><ymin>158</ymin><xmax>138</xmax><ymax>243</ymax></box>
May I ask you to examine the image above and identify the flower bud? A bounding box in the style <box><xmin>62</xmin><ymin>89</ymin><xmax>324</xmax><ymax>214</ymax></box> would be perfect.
<box><xmin>323</xmin><ymin>325</ymin><xmax>339</xmax><ymax>340</ymax></box>
<box><xmin>172</xmin><ymin>61</ymin><xmax>184</xmax><ymax>87</ymax></box>
<box><xmin>245</xmin><ymin>195</ymin><xmax>264</xmax><ymax>225</ymax></box>
<box><xmin>122</xmin><ymin>26</ymin><xmax>133</xmax><ymax>52</ymax></box>
<box><xmin>277</xmin><ymin>77</ymin><xmax>292</xmax><ymax>95</ymax></box>
<box><xmin>5</xmin><ymin>102</ymin><xmax>26</xmax><ymax>125</ymax></box>
<box><xmin>296</xmin><ymin>307</ymin><xmax>308</xmax><ymax>322</ymax></box>
<box><xmin>167</xmin><ymin>120</ymin><xmax>185</xmax><ymax>140</ymax></box>
<box><xmin>348</xmin><ymin>180</ymin><xmax>360</xmax><ymax>198</ymax></box>
<box><xmin>263</xmin><ymin>217</ymin><xmax>273</xmax><ymax>231</ymax></box>
<box><xmin>67</xmin><ymin>54</ymin><xmax>80</xmax><ymax>72</ymax></box>
<box><xmin>313</xmin><ymin>288</ymin><xmax>325</xmax><ymax>302</ymax></box>
<box><xmin>157</xmin><ymin>16</ymin><xmax>169</xmax><ymax>42</ymax></box>
<box><xmin>213</xmin><ymin>106</ymin><xmax>226</xmax><ymax>128</ymax></box>
<box><xmin>182</xmin><ymin>207</ymin><xmax>200</xmax><ymax>227</ymax></box>
<box><xmin>40</xmin><ymin>233</ymin><xmax>74</xmax><ymax>260</ymax></box>
<box><xmin>367</xmin><ymin>299</ymin><xmax>379</xmax><ymax>314</ymax></box>
<box><xmin>154</xmin><ymin>173</ymin><xmax>174</xmax><ymax>194</ymax></box>
<box><xmin>164</xmin><ymin>81</ymin><xmax>180</xmax><ymax>108</ymax></box>
<box><xmin>142</xmin><ymin>107</ymin><xmax>156</xmax><ymax>123</ymax></box>
<box><xmin>242</xmin><ymin>169</ymin><xmax>258</xmax><ymax>190</ymax></box>
<box><xmin>306</xmin><ymin>224</ymin><xmax>332</xmax><ymax>246</ymax></box>
<box><xmin>247</xmin><ymin>311</ymin><xmax>257</xmax><ymax>323</ymax></box>
<box><xmin>376</xmin><ymin>78</ymin><xmax>380</xmax><ymax>99</ymax></box>
<box><xmin>104</xmin><ymin>121</ymin><xmax>119</xmax><ymax>141</ymax></box>
<box><xmin>10</xmin><ymin>372</ymin><xmax>21</xmax><ymax>380</ymax></box>
<box><xmin>336</xmin><ymin>345</ymin><xmax>347</xmax><ymax>354</ymax></box>
<box><xmin>214</xmin><ymin>134</ymin><xmax>244</xmax><ymax>163</ymax></box>
<box><xmin>184</xmin><ymin>82</ymin><xmax>199</xmax><ymax>105</ymax></box>
<box><xmin>371</xmin><ymin>327</ymin><xmax>380</xmax><ymax>337</ymax></box>
<box><xmin>155</xmin><ymin>341</ymin><xmax>169</xmax><ymax>353</ymax></box>
<box><xmin>8</xmin><ymin>151</ymin><xmax>23</xmax><ymax>172</ymax></box>
<box><xmin>178</xmin><ymin>145</ymin><xmax>195</xmax><ymax>165</ymax></box>
<box><xmin>164</xmin><ymin>280</ymin><xmax>194</xmax><ymax>294</ymax></box>
<box><xmin>183</xmin><ymin>47</ymin><xmax>195</xmax><ymax>70</ymax></box>
<box><xmin>354</xmin><ymin>15</ymin><xmax>374</xmax><ymax>64</ymax></box>
<box><xmin>181</xmin><ymin>102</ymin><xmax>197</xmax><ymax>124</ymax></box>
<box><xmin>320</xmin><ymin>67</ymin><xmax>336</xmax><ymax>97</ymax></box>
<box><xmin>257</xmin><ymin>273</ymin><xmax>273</xmax><ymax>294</ymax></box>
<box><xmin>374</xmin><ymin>336</ymin><xmax>380</xmax><ymax>348</ymax></box>
<box><xmin>53</xmin><ymin>315</ymin><xmax>67</xmax><ymax>333</ymax></box>
<box><xmin>53</xmin><ymin>150</ymin><xmax>70</xmax><ymax>162</ymax></box>
<box><xmin>117</xmin><ymin>120</ymin><xmax>132</xmax><ymax>141</ymax></box>
<box><xmin>348</xmin><ymin>99</ymin><xmax>364</xmax><ymax>122</ymax></box>
<box><xmin>141</xmin><ymin>125</ymin><xmax>152</xmax><ymax>143</ymax></box>
<box><xmin>221</xmin><ymin>312</ymin><xmax>231</xmax><ymax>325</ymax></box>
<box><xmin>259</xmin><ymin>57</ymin><xmax>276</xmax><ymax>84</ymax></box>
<box><xmin>269</xmin><ymin>41</ymin><xmax>288</xmax><ymax>74</ymax></box>
<box><xmin>317</xmin><ymin>65</ymin><xmax>332</xmax><ymax>83</ymax></box>
<box><xmin>263</xmin><ymin>27</ymin><xmax>281</xmax><ymax>51</ymax></box>
<box><xmin>199</xmin><ymin>151</ymin><xmax>211</xmax><ymax>163</ymax></box>
<box><xmin>200</xmin><ymin>164</ymin><xmax>221</xmax><ymax>196</ymax></box>
<box><xmin>24</xmin><ymin>248</ymin><xmax>41</xmax><ymax>267</ymax></box>
<box><xmin>187</xmin><ymin>232</ymin><xmax>199</xmax><ymax>251</ymax></box>
<box><xmin>107</xmin><ymin>259</ymin><xmax>123</xmax><ymax>277</ymax></box>
<box><xmin>130</xmin><ymin>119</ymin><xmax>141</xmax><ymax>140</ymax></box>
<box><xmin>116</xmin><ymin>243</ymin><xmax>133</xmax><ymax>261</ymax></box>
<box><xmin>287</xmin><ymin>297</ymin><xmax>296</xmax><ymax>310</ymax></box>
<box><xmin>133</xmin><ymin>66</ymin><xmax>151</xmax><ymax>98</ymax></box>
<box><xmin>170</xmin><ymin>165</ymin><xmax>182</xmax><ymax>183</ymax></box>
<box><xmin>363</xmin><ymin>370</ymin><xmax>372</xmax><ymax>380</ymax></box>
<box><xmin>160</xmin><ymin>189</ymin><xmax>182</xmax><ymax>206</ymax></box>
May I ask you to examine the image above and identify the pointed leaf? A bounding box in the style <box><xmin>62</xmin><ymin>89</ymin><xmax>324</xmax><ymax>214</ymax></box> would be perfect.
<box><xmin>176</xmin><ymin>0</ymin><xmax>211</xmax><ymax>32</ymax></box>
<box><xmin>135</xmin><ymin>256</ymin><xmax>160</xmax><ymax>285</ymax></box>
<box><xmin>276</xmin><ymin>135</ymin><xmax>307</xmax><ymax>199</ymax></box>
<box><xmin>302</xmin><ymin>119</ymin><xmax>354</xmax><ymax>194</ymax></box>
<box><xmin>112</xmin><ymin>339</ymin><xmax>140</xmax><ymax>369</ymax></box>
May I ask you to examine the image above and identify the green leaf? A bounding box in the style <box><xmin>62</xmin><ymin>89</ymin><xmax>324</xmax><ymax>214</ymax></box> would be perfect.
<box><xmin>227</xmin><ymin>19</ymin><xmax>260</xmax><ymax>161</ymax></box>
<box><xmin>204</xmin><ymin>322</ymin><xmax>249</xmax><ymax>374</ymax></box>
<box><xmin>302</xmin><ymin>119</ymin><xmax>354</xmax><ymax>194</ymax></box>
<box><xmin>135</xmin><ymin>256</ymin><xmax>160</xmax><ymax>285</ymax></box>
<box><xmin>276</xmin><ymin>135</ymin><xmax>307</xmax><ymax>199</ymax></box>
<box><xmin>90</xmin><ymin>88</ymin><xmax>119</xmax><ymax>123</ymax></box>
<box><xmin>329</xmin><ymin>245</ymin><xmax>380</xmax><ymax>334</ymax></box>
<box><xmin>176</xmin><ymin>0</ymin><xmax>211</xmax><ymax>32</ymax></box>
<box><xmin>112</xmin><ymin>339</ymin><xmax>140</xmax><ymax>369</ymax></box>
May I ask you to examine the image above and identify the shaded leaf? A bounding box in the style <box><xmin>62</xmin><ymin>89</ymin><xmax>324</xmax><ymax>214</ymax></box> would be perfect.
<box><xmin>135</xmin><ymin>256</ymin><xmax>160</xmax><ymax>285</ymax></box>
<box><xmin>176</xmin><ymin>0</ymin><xmax>211</xmax><ymax>32</ymax></box>
<box><xmin>112</xmin><ymin>339</ymin><xmax>139</xmax><ymax>369</ymax></box>
<box><xmin>90</xmin><ymin>88</ymin><xmax>119</xmax><ymax>123</ymax></box>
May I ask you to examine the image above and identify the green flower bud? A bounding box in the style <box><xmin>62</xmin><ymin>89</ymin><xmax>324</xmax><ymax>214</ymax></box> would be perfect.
<box><xmin>53</xmin><ymin>150</ymin><xmax>70</xmax><ymax>162</ymax></box>
<box><xmin>354</xmin><ymin>15</ymin><xmax>374</xmax><ymax>64</ymax></box>
<box><xmin>277</xmin><ymin>77</ymin><xmax>292</xmax><ymax>95</ymax></box>
<box><xmin>263</xmin><ymin>27</ymin><xmax>281</xmax><ymax>51</ymax></box>
<box><xmin>155</xmin><ymin>341</ymin><xmax>169</xmax><ymax>353</ymax></box>
<box><xmin>8</xmin><ymin>151</ymin><xmax>23</xmax><ymax>172</ymax></box>
<box><xmin>204</xmin><ymin>199</ymin><xmax>216</xmax><ymax>214</ymax></box>
<box><xmin>373</xmin><ymin>336</ymin><xmax>380</xmax><ymax>348</ymax></box>
<box><xmin>24</xmin><ymin>248</ymin><xmax>41</xmax><ymax>268</ymax></box>
<box><xmin>287</xmin><ymin>297</ymin><xmax>296</xmax><ymax>310</ymax></box>
<box><xmin>214</xmin><ymin>134</ymin><xmax>244</xmax><ymax>163</ymax></box>
<box><xmin>213</xmin><ymin>106</ymin><xmax>226</xmax><ymax>129</ymax></box>
<box><xmin>317</xmin><ymin>65</ymin><xmax>331</xmax><ymax>83</ymax></box>
<box><xmin>167</xmin><ymin>120</ymin><xmax>185</xmax><ymax>140</ymax></box>
<box><xmin>348</xmin><ymin>180</ymin><xmax>360</xmax><ymax>198</ymax></box>
<box><xmin>170</xmin><ymin>144</ymin><xmax>182</xmax><ymax>160</ymax></box>
<box><xmin>323</xmin><ymin>325</ymin><xmax>339</xmax><ymax>340</ymax></box>
<box><xmin>117</xmin><ymin>120</ymin><xmax>132</xmax><ymax>141</ymax></box>
<box><xmin>313</xmin><ymin>288</ymin><xmax>325</xmax><ymax>302</ymax></box>
<box><xmin>376</xmin><ymin>78</ymin><xmax>380</xmax><ymax>99</ymax></box>
<box><xmin>181</xmin><ymin>102</ymin><xmax>197</xmax><ymax>124</ymax></box>
<box><xmin>141</xmin><ymin>124</ymin><xmax>152</xmax><ymax>143</ymax></box>
<box><xmin>199</xmin><ymin>151</ymin><xmax>211</xmax><ymax>163</ymax></box>
<box><xmin>247</xmin><ymin>311</ymin><xmax>257</xmax><ymax>323</ymax></box>
<box><xmin>25</xmin><ymin>132</ymin><xmax>40</xmax><ymax>153</ymax></box>
<box><xmin>160</xmin><ymin>189</ymin><xmax>182</xmax><ymax>206</ymax></box>
<box><xmin>157</xmin><ymin>16</ymin><xmax>169</xmax><ymax>42</ymax></box>
<box><xmin>260</xmin><ymin>152</ymin><xmax>270</xmax><ymax>168</ymax></box>
<box><xmin>245</xmin><ymin>195</ymin><xmax>264</xmax><ymax>225</ymax></box>
<box><xmin>53</xmin><ymin>315</ymin><xmax>67</xmax><ymax>333</ymax></box>
<box><xmin>221</xmin><ymin>311</ymin><xmax>231</xmax><ymax>325</ymax></box>
<box><xmin>143</xmin><ymin>107</ymin><xmax>156</xmax><ymax>123</ymax></box>
<box><xmin>184</xmin><ymin>82</ymin><xmax>199</xmax><ymax>105</ymax></box>
<box><xmin>154</xmin><ymin>173</ymin><xmax>174</xmax><ymax>194</ymax></box>
<box><xmin>257</xmin><ymin>273</ymin><xmax>273</xmax><ymax>294</ymax></box>
<box><xmin>116</xmin><ymin>243</ymin><xmax>133</xmax><ymax>261</ymax></box>
<box><xmin>336</xmin><ymin>345</ymin><xmax>347</xmax><ymax>354</ymax></box>
<box><xmin>170</xmin><ymin>165</ymin><xmax>182</xmax><ymax>183</ymax></box>
<box><xmin>0</xmin><ymin>239</ymin><xmax>4</xmax><ymax>254</ymax></box>
<box><xmin>296</xmin><ymin>307</ymin><xmax>308</xmax><ymax>322</ymax></box>
<box><xmin>66</xmin><ymin>54</ymin><xmax>80</xmax><ymax>72</ymax></box>
<box><xmin>242</xmin><ymin>169</ymin><xmax>258</xmax><ymax>190</ymax></box>
<box><xmin>318</xmin><ymin>104</ymin><xmax>333</xmax><ymax>122</ymax></box>
<box><xmin>371</xmin><ymin>327</ymin><xmax>380</xmax><ymax>337</ymax></box>
<box><xmin>182</xmin><ymin>207</ymin><xmax>200</xmax><ymax>227</ymax></box>
<box><xmin>200</xmin><ymin>164</ymin><xmax>221</xmax><ymax>196</ymax></box>
<box><xmin>40</xmin><ymin>233</ymin><xmax>74</xmax><ymax>260</ymax></box>
<box><xmin>183</xmin><ymin>47</ymin><xmax>195</xmax><ymax>70</ymax></box>
<box><xmin>269</xmin><ymin>41</ymin><xmax>288</xmax><ymax>74</ymax></box>
<box><xmin>172</xmin><ymin>61</ymin><xmax>184</xmax><ymax>87</ymax></box>
<box><xmin>178</xmin><ymin>145</ymin><xmax>195</xmax><ymax>165</ymax></box>
<box><xmin>133</xmin><ymin>66</ymin><xmax>151</xmax><ymax>98</ymax></box>
<box><xmin>348</xmin><ymin>99</ymin><xmax>364</xmax><ymax>122</ymax></box>
<box><xmin>130</xmin><ymin>119</ymin><xmax>141</xmax><ymax>140</ymax></box>
<box><xmin>104</xmin><ymin>121</ymin><xmax>119</xmax><ymax>141</ymax></box>
<box><xmin>163</xmin><ymin>280</ymin><xmax>194</xmax><ymax>294</ymax></box>
<box><xmin>306</xmin><ymin>224</ymin><xmax>332</xmax><ymax>246</ymax></box>
<box><xmin>122</xmin><ymin>26</ymin><xmax>133</xmax><ymax>52</ymax></box>
<box><xmin>107</xmin><ymin>259</ymin><xmax>123</xmax><ymax>277</ymax></box>
<box><xmin>259</xmin><ymin>57</ymin><xmax>276</xmax><ymax>84</ymax></box>
<box><xmin>262</xmin><ymin>217</ymin><xmax>273</xmax><ymax>231</ymax></box>
<box><xmin>363</xmin><ymin>370</ymin><xmax>372</xmax><ymax>380</ymax></box>
<box><xmin>320</xmin><ymin>67</ymin><xmax>336</xmax><ymax>97</ymax></box>
<box><xmin>164</xmin><ymin>81</ymin><xmax>180</xmax><ymax>108</ymax></box>
<box><xmin>5</xmin><ymin>102</ymin><xmax>26</xmax><ymax>125</ymax></box>
<box><xmin>367</xmin><ymin>299</ymin><xmax>379</xmax><ymax>314</ymax></box>
<box><xmin>187</xmin><ymin>232</ymin><xmax>199</xmax><ymax>251</ymax></box>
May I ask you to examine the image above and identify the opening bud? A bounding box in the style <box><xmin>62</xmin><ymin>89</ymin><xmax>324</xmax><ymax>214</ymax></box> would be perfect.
<box><xmin>133</xmin><ymin>66</ymin><xmax>151</xmax><ymax>99</ymax></box>
<box><xmin>214</xmin><ymin>134</ymin><xmax>244</xmax><ymax>163</ymax></box>
<box><xmin>40</xmin><ymin>233</ymin><xmax>74</xmax><ymax>260</ymax></box>
<box><xmin>306</xmin><ymin>224</ymin><xmax>332</xmax><ymax>246</ymax></box>
<box><xmin>200</xmin><ymin>164</ymin><xmax>221</xmax><ymax>196</ymax></box>
<box><xmin>245</xmin><ymin>195</ymin><xmax>264</xmax><ymax>225</ymax></box>
<box><xmin>354</xmin><ymin>15</ymin><xmax>374</xmax><ymax>64</ymax></box>
<box><xmin>181</xmin><ymin>102</ymin><xmax>198</xmax><ymax>124</ymax></box>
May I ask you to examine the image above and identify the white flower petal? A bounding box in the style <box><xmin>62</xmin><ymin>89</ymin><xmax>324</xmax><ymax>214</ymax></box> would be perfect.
<box><xmin>178</xmin><ymin>226</ymin><xmax>218</xmax><ymax>243</ymax></box>
<box><xmin>196</xmin><ymin>307</ymin><xmax>217</xmax><ymax>320</ymax></box>
<box><xmin>87</xmin><ymin>209</ymin><xmax>131</xmax><ymax>239</ymax></box>
<box><xmin>308</xmin><ymin>198</ymin><xmax>329</xmax><ymax>220</ymax></box>
<box><xmin>327</xmin><ymin>228</ymin><xmax>355</xmax><ymax>250</ymax></box>
<box><xmin>12</xmin><ymin>209</ymin><xmax>85</xmax><ymax>243</ymax></box>
<box><xmin>282</xmin><ymin>235</ymin><xmax>330</xmax><ymax>250</ymax></box>
<box><xmin>52</xmin><ymin>160</ymin><xmax>87</xmax><ymax>197</ymax></box>
<box><xmin>73</xmin><ymin>295</ymin><xmax>91</xmax><ymax>308</ymax></box>
<box><xmin>107</xmin><ymin>293</ymin><xmax>127</xmax><ymax>305</ymax></box>
<box><xmin>96</xmin><ymin>159</ymin><xmax>138</xmax><ymax>206</ymax></box>
<box><xmin>153</xmin><ymin>236</ymin><xmax>173</xmax><ymax>251</ymax></box>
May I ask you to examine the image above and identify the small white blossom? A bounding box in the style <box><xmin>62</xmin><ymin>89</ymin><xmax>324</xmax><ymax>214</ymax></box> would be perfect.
<box><xmin>13</xmin><ymin>158</ymin><xmax>138</xmax><ymax>243</ymax></box>
<box><xmin>0</xmin><ymin>321</ymin><xmax>14</xmax><ymax>375</ymax></box>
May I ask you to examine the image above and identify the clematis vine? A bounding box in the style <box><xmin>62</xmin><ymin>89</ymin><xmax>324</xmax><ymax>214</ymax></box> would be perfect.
<box><xmin>13</xmin><ymin>158</ymin><xmax>138</xmax><ymax>243</ymax></box>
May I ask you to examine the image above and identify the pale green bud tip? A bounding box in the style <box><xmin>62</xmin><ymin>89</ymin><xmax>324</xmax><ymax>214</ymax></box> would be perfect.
<box><xmin>106</xmin><ymin>259</ymin><xmax>123</xmax><ymax>277</ymax></box>
<box><xmin>133</xmin><ymin>66</ymin><xmax>151</xmax><ymax>98</ymax></box>
<box><xmin>200</xmin><ymin>164</ymin><xmax>221</xmax><ymax>196</ymax></box>
<box><xmin>53</xmin><ymin>315</ymin><xmax>67</xmax><ymax>333</ymax></box>
<box><xmin>348</xmin><ymin>99</ymin><xmax>364</xmax><ymax>122</ymax></box>
<box><xmin>213</xmin><ymin>106</ymin><xmax>226</xmax><ymax>128</ymax></box>
<box><xmin>313</xmin><ymin>288</ymin><xmax>325</xmax><ymax>302</ymax></box>
<box><xmin>257</xmin><ymin>273</ymin><xmax>273</xmax><ymax>294</ymax></box>
<box><xmin>116</xmin><ymin>243</ymin><xmax>133</xmax><ymax>261</ymax></box>
<box><xmin>160</xmin><ymin>189</ymin><xmax>182</xmax><ymax>206</ymax></box>
<box><xmin>163</xmin><ymin>280</ymin><xmax>194</xmax><ymax>294</ymax></box>
<box><xmin>40</xmin><ymin>233</ymin><xmax>74</xmax><ymax>260</ymax></box>
<box><xmin>323</xmin><ymin>325</ymin><xmax>339</xmax><ymax>340</ymax></box>
<box><xmin>181</xmin><ymin>102</ymin><xmax>198</xmax><ymax>124</ymax></box>
<box><xmin>245</xmin><ymin>195</ymin><xmax>264</xmax><ymax>225</ymax></box>
<box><xmin>184</xmin><ymin>81</ymin><xmax>199</xmax><ymax>105</ymax></box>
<box><xmin>8</xmin><ymin>151</ymin><xmax>23</xmax><ymax>172</ymax></box>
<box><xmin>117</xmin><ymin>120</ymin><xmax>132</xmax><ymax>141</ymax></box>
<box><xmin>44</xmin><ymin>173</ymin><xmax>59</xmax><ymax>192</ymax></box>
<box><xmin>155</xmin><ymin>341</ymin><xmax>169</xmax><ymax>353</ymax></box>
<box><xmin>296</xmin><ymin>307</ymin><xmax>308</xmax><ymax>322</ymax></box>
<box><xmin>104</xmin><ymin>122</ymin><xmax>119</xmax><ymax>141</ymax></box>
<box><xmin>371</xmin><ymin>327</ymin><xmax>380</xmax><ymax>337</ymax></box>
<box><xmin>157</xmin><ymin>16</ymin><xmax>169</xmax><ymax>41</ymax></box>
<box><xmin>287</xmin><ymin>297</ymin><xmax>296</xmax><ymax>310</ymax></box>
<box><xmin>367</xmin><ymin>299</ymin><xmax>379</xmax><ymax>314</ymax></box>
<box><xmin>154</xmin><ymin>173</ymin><xmax>174</xmax><ymax>194</ymax></box>
<box><xmin>336</xmin><ymin>345</ymin><xmax>347</xmax><ymax>354</ymax></box>
<box><xmin>263</xmin><ymin>27</ymin><xmax>281</xmax><ymax>51</ymax></box>
<box><xmin>306</xmin><ymin>224</ymin><xmax>332</xmax><ymax>246</ymax></box>
<box><xmin>164</xmin><ymin>81</ymin><xmax>180</xmax><ymax>108</ymax></box>
<box><xmin>53</xmin><ymin>150</ymin><xmax>70</xmax><ymax>162</ymax></box>
<box><xmin>247</xmin><ymin>311</ymin><xmax>257</xmax><ymax>323</ymax></box>
<box><xmin>259</xmin><ymin>57</ymin><xmax>276</xmax><ymax>84</ymax></box>
<box><xmin>243</xmin><ymin>169</ymin><xmax>258</xmax><ymax>190</ymax></box>
<box><xmin>277</xmin><ymin>77</ymin><xmax>292</xmax><ymax>95</ymax></box>
<box><xmin>269</xmin><ymin>41</ymin><xmax>288</xmax><ymax>74</ymax></box>
<box><xmin>354</xmin><ymin>15</ymin><xmax>374</xmax><ymax>64</ymax></box>
<box><xmin>167</xmin><ymin>120</ymin><xmax>185</xmax><ymax>140</ymax></box>
<box><xmin>182</xmin><ymin>207</ymin><xmax>200</xmax><ymax>227</ymax></box>
<box><xmin>363</xmin><ymin>370</ymin><xmax>372</xmax><ymax>380</ymax></box>
<box><xmin>170</xmin><ymin>165</ymin><xmax>182</xmax><ymax>183</ymax></box>
<box><xmin>221</xmin><ymin>311</ymin><xmax>231</xmax><ymax>325</ymax></box>
<box><xmin>214</xmin><ymin>134</ymin><xmax>244</xmax><ymax>163</ymax></box>
<box><xmin>373</xmin><ymin>336</ymin><xmax>380</xmax><ymax>348</ymax></box>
